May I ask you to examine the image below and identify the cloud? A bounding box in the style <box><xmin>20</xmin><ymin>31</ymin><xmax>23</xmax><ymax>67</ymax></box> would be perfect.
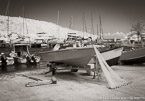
<box><xmin>103</xmin><ymin>32</ymin><xmax>127</xmax><ymax>39</ymax></box>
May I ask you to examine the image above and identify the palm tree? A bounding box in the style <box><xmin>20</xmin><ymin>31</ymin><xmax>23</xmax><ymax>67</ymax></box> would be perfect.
<box><xmin>131</xmin><ymin>21</ymin><xmax>145</xmax><ymax>46</ymax></box>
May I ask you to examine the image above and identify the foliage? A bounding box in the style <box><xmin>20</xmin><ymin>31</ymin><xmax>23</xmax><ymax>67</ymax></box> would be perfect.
<box><xmin>131</xmin><ymin>21</ymin><xmax>145</xmax><ymax>42</ymax></box>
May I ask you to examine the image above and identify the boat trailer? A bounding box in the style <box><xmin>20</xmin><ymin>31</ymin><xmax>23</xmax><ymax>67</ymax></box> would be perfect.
<box><xmin>46</xmin><ymin>61</ymin><xmax>101</xmax><ymax>80</ymax></box>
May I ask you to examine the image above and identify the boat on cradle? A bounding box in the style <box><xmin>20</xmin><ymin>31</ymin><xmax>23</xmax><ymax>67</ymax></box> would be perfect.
<box><xmin>89</xmin><ymin>47</ymin><xmax>123</xmax><ymax>66</ymax></box>
<box><xmin>39</xmin><ymin>46</ymin><xmax>123</xmax><ymax>67</ymax></box>
<box><xmin>12</xmin><ymin>43</ymin><xmax>40</xmax><ymax>64</ymax></box>
<box><xmin>119</xmin><ymin>47</ymin><xmax>145</xmax><ymax>64</ymax></box>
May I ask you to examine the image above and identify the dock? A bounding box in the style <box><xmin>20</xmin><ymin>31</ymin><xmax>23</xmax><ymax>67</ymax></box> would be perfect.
<box><xmin>0</xmin><ymin>64</ymin><xmax>145</xmax><ymax>101</ymax></box>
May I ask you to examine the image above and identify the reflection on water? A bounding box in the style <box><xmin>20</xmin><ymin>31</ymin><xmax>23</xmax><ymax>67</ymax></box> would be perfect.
<box><xmin>1</xmin><ymin>62</ymin><xmax>43</xmax><ymax>73</ymax></box>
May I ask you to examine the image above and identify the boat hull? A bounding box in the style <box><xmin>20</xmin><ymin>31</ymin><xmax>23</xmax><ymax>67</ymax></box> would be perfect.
<box><xmin>89</xmin><ymin>47</ymin><xmax>123</xmax><ymax>66</ymax></box>
<box><xmin>6</xmin><ymin>57</ymin><xmax>15</xmax><ymax>65</ymax></box>
<box><xmin>106</xmin><ymin>56</ymin><xmax>120</xmax><ymax>66</ymax></box>
<box><xmin>14</xmin><ymin>57</ymin><xmax>27</xmax><ymax>64</ymax></box>
<box><xmin>39</xmin><ymin>47</ymin><xmax>95</xmax><ymax>67</ymax></box>
<box><xmin>119</xmin><ymin>47</ymin><xmax>145</xmax><ymax>64</ymax></box>
<box><xmin>39</xmin><ymin>47</ymin><xmax>123</xmax><ymax>67</ymax></box>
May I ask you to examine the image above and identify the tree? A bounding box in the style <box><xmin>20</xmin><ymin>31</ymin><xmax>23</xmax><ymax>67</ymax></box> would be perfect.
<box><xmin>131</xmin><ymin>21</ymin><xmax>145</xmax><ymax>46</ymax></box>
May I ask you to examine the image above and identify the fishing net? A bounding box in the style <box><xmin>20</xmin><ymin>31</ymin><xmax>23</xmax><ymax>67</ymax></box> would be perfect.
<box><xmin>93</xmin><ymin>45</ymin><xmax>131</xmax><ymax>89</ymax></box>
<box><xmin>53</xmin><ymin>44</ymin><xmax>60</xmax><ymax>51</ymax></box>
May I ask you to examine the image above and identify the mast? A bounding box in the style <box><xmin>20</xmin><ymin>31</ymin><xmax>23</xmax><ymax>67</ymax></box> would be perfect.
<box><xmin>84</xmin><ymin>13</ymin><xmax>87</xmax><ymax>33</ymax></box>
<box><xmin>5</xmin><ymin>0</ymin><xmax>10</xmax><ymax>16</ymax></box>
<box><xmin>99</xmin><ymin>15</ymin><xmax>102</xmax><ymax>40</ymax></box>
<box><xmin>57</xmin><ymin>10</ymin><xmax>59</xmax><ymax>25</ymax></box>
<box><xmin>25</xmin><ymin>19</ymin><xmax>29</xmax><ymax>35</ymax></box>
<box><xmin>5</xmin><ymin>0</ymin><xmax>11</xmax><ymax>40</ymax></box>
<box><xmin>22</xmin><ymin>6</ymin><xmax>25</xmax><ymax>39</ymax></box>
<box><xmin>56</xmin><ymin>10</ymin><xmax>60</xmax><ymax>38</ymax></box>
<box><xmin>82</xmin><ymin>12</ymin><xmax>84</xmax><ymax>38</ymax></box>
<box><xmin>69</xmin><ymin>16</ymin><xmax>73</xmax><ymax>29</ymax></box>
<box><xmin>97</xmin><ymin>24</ymin><xmax>99</xmax><ymax>37</ymax></box>
<box><xmin>82</xmin><ymin>11</ymin><xmax>87</xmax><ymax>38</ymax></box>
<box><xmin>91</xmin><ymin>12</ymin><xmax>94</xmax><ymax>35</ymax></box>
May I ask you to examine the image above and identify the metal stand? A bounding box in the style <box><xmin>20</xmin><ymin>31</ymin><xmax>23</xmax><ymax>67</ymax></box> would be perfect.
<box><xmin>48</xmin><ymin>62</ymin><xmax>57</xmax><ymax>84</ymax></box>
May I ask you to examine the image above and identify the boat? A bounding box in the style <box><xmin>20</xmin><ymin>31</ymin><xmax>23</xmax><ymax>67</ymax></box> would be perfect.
<box><xmin>0</xmin><ymin>41</ymin><xmax>14</xmax><ymax>66</ymax></box>
<box><xmin>89</xmin><ymin>47</ymin><xmax>123</xmax><ymax>66</ymax></box>
<box><xmin>39</xmin><ymin>47</ymin><xmax>94</xmax><ymax>67</ymax></box>
<box><xmin>13</xmin><ymin>43</ymin><xmax>40</xmax><ymax>64</ymax></box>
<box><xmin>119</xmin><ymin>47</ymin><xmax>145</xmax><ymax>64</ymax></box>
<box><xmin>12</xmin><ymin>43</ymin><xmax>29</xmax><ymax>64</ymax></box>
<box><xmin>39</xmin><ymin>46</ymin><xmax>123</xmax><ymax>67</ymax></box>
<box><xmin>31</xmin><ymin>38</ymin><xmax>48</xmax><ymax>48</ymax></box>
<box><xmin>0</xmin><ymin>56</ymin><xmax>14</xmax><ymax>66</ymax></box>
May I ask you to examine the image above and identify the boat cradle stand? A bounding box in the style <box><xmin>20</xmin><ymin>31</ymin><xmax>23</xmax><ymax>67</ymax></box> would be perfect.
<box><xmin>46</xmin><ymin>61</ymin><xmax>100</xmax><ymax>82</ymax></box>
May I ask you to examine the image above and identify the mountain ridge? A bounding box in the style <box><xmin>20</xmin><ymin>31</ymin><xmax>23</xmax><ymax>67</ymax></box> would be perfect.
<box><xmin>0</xmin><ymin>15</ymin><xmax>92</xmax><ymax>42</ymax></box>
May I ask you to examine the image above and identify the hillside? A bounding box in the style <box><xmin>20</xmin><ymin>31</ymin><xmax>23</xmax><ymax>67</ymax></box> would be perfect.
<box><xmin>0</xmin><ymin>15</ymin><xmax>92</xmax><ymax>42</ymax></box>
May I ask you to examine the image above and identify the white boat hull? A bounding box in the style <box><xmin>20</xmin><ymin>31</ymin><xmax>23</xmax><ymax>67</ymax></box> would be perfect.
<box><xmin>39</xmin><ymin>47</ymin><xmax>123</xmax><ymax>66</ymax></box>
<box><xmin>89</xmin><ymin>47</ymin><xmax>123</xmax><ymax>66</ymax></box>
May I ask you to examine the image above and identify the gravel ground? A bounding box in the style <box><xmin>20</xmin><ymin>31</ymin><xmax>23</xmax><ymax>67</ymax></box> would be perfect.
<box><xmin>0</xmin><ymin>64</ymin><xmax>145</xmax><ymax>101</ymax></box>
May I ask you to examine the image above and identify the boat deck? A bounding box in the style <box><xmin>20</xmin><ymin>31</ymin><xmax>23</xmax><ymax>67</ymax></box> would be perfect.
<box><xmin>0</xmin><ymin>64</ymin><xmax>145</xmax><ymax>101</ymax></box>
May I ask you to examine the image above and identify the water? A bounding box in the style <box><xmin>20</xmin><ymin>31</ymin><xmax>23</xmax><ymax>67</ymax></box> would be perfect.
<box><xmin>0</xmin><ymin>47</ymin><xmax>50</xmax><ymax>73</ymax></box>
<box><xmin>1</xmin><ymin>62</ymin><xmax>47</xmax><ymax>73</ymax></box>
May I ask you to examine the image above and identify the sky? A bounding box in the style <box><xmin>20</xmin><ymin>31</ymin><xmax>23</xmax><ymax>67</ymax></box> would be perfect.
<box><xmin>0</xmin><ymin>0</ymin><xmax>145</xmax><ymax>34</ymax></box>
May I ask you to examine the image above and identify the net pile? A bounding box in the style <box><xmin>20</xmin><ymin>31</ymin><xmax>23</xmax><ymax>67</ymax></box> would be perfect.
<box><xmin>93</xmin><ymin>45</ymin><xmax>131</xmax><ymax>89</ymax></box>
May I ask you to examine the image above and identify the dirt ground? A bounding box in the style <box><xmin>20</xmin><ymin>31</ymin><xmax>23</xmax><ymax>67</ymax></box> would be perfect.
<box><xmin>0</xmin><ymin>64</ymin><xmax>145</xmax><ymax>101</ymax></box>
